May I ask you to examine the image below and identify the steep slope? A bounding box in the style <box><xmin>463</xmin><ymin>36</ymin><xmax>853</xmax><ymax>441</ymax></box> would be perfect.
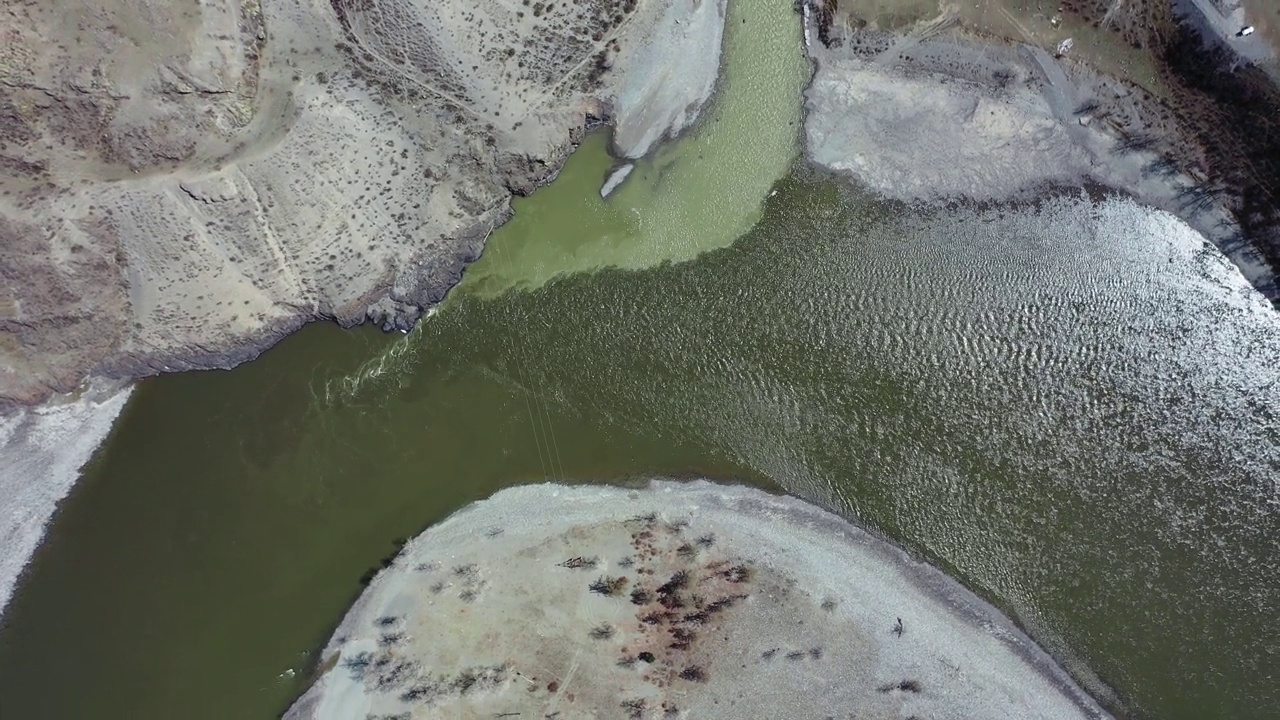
<box><xmin>0</xmin><ymin>0</ymin><xmax>724</xmax><ymax>407</ymax></box>
<box><xmin>802</xmin><ymin>0</ymin><xmax>1280</xmax><ymax>303</ymax></box>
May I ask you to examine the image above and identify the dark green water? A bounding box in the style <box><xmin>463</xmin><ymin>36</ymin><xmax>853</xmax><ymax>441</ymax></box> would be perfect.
<box><xmin>2</xmin><ymin>170</ymin><xmax>1278</xmax><ymax>720</ymax></box>
<box><xmin>2</xmin><ymin>0</ymin><xmax>1279</xmax><ymax>715</ymax></box>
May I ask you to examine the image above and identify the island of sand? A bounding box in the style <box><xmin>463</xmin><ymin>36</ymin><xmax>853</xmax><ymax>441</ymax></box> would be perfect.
<box><xmin>286</xmin><ymin>481</ymin><xmax>1111</xmax><ymax>720</ymax></box>
<box><xmin>4</xmin><ymin>0</ymin><xmax>1280</xmax><ymax>622</ymax></box>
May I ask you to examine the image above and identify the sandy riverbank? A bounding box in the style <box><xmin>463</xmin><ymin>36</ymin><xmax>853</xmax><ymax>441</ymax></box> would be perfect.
<box><xmin>0</xmin><ymin>382</ymin><xmax>132</xmax><ymax>618</ymax></box>
<box><xmin>0</xmin><ymin>0</ymin><xmax>728</xmax><ymax>610</ymax></box>
<box><xmin>801</xmin><ymin>0</ymin><xmax>1280</xmax><ymax>302</ymax></box>
<box><xmin>285</xmin><ymin>481</ymin><xmax>1111</xmax><ymax>719</ymax></box>
<box><xmin>6</xmin><ymin>0</ymin><xmax>1278</xmax><ymax>407</ymax></box>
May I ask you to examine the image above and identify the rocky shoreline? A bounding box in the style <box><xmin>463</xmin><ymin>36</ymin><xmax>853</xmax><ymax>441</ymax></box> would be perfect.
<box><xmin>4</xmin><ymin>1</ymin><xmax>1279</xmax><ymax>410</ymax></box>
<box><xmin>0</xmin><ymin>0</ymin><xmax>727</xmax><ymax>619</ymax></box>
<box><xmin>5</xmin><ymin>1</ymin><xmax>1278</xmax><ymax>414</ymax></box>
<box><xmin>801</xmin><ymin>0</ymin><xmax>1280</xmax><ymax>303</ymax></box>
<box><xmin>285</xmin><ymin>481</ymin><xmax>1112</xmax><ymax>719</ymax></box>
<box><xmin>0</xmin><ymin>380</ymin><xmax>131</xmax><ymax>615</ymax></box>
<box><xmin>2</xmin><ymin>0</ymin><xmax>1279</xmax><ymax>622</ymax></box>
<box><xmin>1</xmin><ymin>0</ymin><xmax>727</xmax><ymax>411</ymax></box>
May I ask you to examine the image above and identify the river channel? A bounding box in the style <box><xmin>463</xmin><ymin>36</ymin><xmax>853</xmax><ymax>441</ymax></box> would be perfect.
<box><xmin>1</xmin><ymin>1</ymin><xmax>1278</xmax><ymax>719</ymax></box>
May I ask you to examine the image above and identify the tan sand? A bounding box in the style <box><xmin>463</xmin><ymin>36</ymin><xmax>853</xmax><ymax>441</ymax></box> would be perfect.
<box><xmin>1</xmin><ymin>0</ymin><xmax>726</xmax><ymax>408</ymax></box>
<box><xmin>285</xmin><ymin>481</ymin><xmax>1110</xmax><ymax>720</ymax></box>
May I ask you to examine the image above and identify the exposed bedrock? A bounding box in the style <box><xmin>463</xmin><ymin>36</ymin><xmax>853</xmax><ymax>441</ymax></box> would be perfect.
<box><xmin>0</xmin><ymin>0</ymin><xmax>725</xmax><ymax>408</ymax></box>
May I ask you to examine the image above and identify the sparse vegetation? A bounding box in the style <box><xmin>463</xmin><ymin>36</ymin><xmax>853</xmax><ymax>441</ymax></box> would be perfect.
<box><xmin>621</xmin><ymin>698</ymin><xmax>647</xmax><ymax>719</ymax></box>
<box><xmin>878</xmin><ymin>679</ymin><xmax>922</xmax><ymax>693</ymax></box>
<box><xmin>589</xmin><ymin>575</ymin><xmax>629</xmax><ymax>596</ymax></box>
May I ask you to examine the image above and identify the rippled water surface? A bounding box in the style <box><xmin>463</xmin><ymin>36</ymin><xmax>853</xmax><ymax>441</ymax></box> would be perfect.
<box><xmin>2</xmin><ymin>0</ymin><xmax>1278</xmax><ymax>716</ymax></box>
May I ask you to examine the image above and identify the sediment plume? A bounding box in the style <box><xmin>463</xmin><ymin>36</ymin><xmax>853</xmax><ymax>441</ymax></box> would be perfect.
<box><xmin>0</xmin><ymin>382</ymin><xmax>132</xmax><ymax>617</ymax></box>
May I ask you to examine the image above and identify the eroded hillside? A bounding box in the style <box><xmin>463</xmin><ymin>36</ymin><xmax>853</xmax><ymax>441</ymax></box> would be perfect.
<box><xmin>0</xmin><ymin>0</ymin><xmax>723</xmax><ymax>406</ymax></box>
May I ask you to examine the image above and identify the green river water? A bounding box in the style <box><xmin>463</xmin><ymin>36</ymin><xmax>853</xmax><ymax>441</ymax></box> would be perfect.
<box><xmin>2</xmin><ymin>1</ymin><xmax>1278</xmax><ymax>718</ymax></box>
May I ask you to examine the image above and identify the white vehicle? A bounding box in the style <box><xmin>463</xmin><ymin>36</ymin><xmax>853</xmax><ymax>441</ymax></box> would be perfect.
<box><xmin>1238</xmin><ymin>26</ymin><xmax>1255</xmax><ymax>37</ymax></box>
